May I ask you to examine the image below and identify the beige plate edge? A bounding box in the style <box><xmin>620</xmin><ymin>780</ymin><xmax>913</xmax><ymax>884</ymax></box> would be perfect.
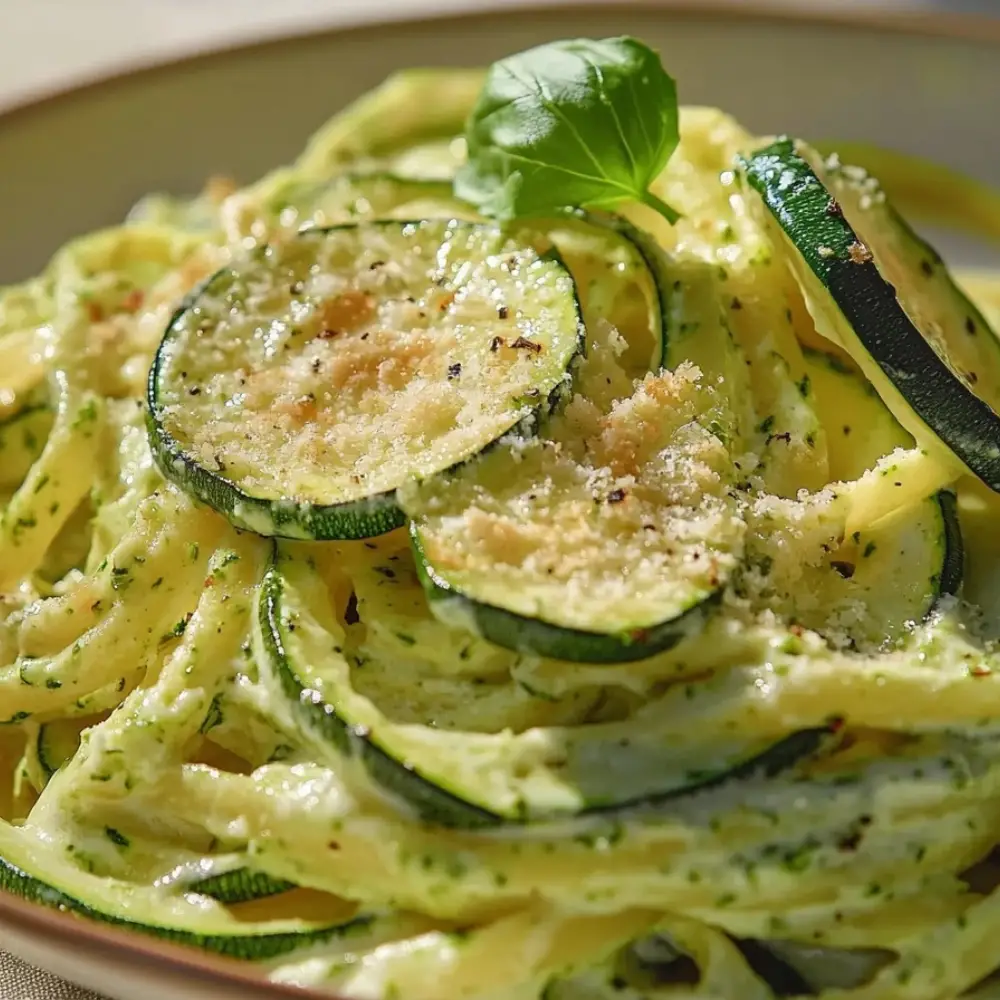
<box><xmin>2</xmin><ymin>1</ymin><xmax>1000</xmax><ymax>997</ymax></box>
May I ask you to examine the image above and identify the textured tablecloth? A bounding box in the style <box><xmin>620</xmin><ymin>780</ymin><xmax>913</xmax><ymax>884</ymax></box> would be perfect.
<box><xmin>0</xmin><ymin>951</ymin><xmax>103</xmax><ymax>1000</ymax></box>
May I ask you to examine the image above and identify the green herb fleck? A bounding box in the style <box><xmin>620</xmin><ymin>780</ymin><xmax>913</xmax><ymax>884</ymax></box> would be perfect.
<box><xmin>105</xmin><ymin>827</ymin><xmax>130</xmax><ymax>848</ymax></box>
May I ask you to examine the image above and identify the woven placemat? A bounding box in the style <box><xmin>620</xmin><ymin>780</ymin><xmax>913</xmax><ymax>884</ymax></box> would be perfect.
<box><xmin>0</xmin><ymin>950</ymin><xmax>104</xmax><ymax>1000</ymax></box>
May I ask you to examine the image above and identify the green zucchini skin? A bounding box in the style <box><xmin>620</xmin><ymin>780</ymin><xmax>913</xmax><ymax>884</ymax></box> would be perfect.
<box><xmin>936</xmin><ymin>489</ymin><xmax>965</xmax><ymax>602</ymax></box>
<box><xmin>593</xmin><ymin>214</ymin><xmax>672</xmax><ymax>369</ymax></box>
<box><xmin>188</xmin><ymin>869</ymin><xmax>297</xmax><ymax>905</ymax></box>
<box><xmin>145</xmin><ymin>372</ymin><xmax>408</xmax><ymax>542</ymax></box>
<box><xmin>0</xmin><ymin>852</ymin><xmax>372</xmax><ymax>960</ymax></box>
<box><xmin>735</xmin><ymin>939</ymin><xmax>815</xmax><ymax>996</ymax></box>
<box><xmin>801</xmin><ymin>348</ymin><xmax>964</xmax><ymax>629</ymax></box>
<box><xmin>146</xmin><ymin>268</ymin><xmax>405</xmax><ymax>542</ymax></box>
<box><xmin>410</xmin><ymin>523</ymin><xmax>722</xmax><ymax>665</ymax></box>
<box><xmin>260</xmin><ymin>550</ymin><xmax>830</xmax><ymax>828</ymax></box>
<box><xmin>575</xmin><ymin>726</ymin><xmax>833</xmax><ymax>824</ymax></box>
<box><xmin>257</xmin><ymin>560</ymin><xmax>502</xmax><ymax>829</ymax></box>
<box><xmin>742</xmin><ymin>138</ymin><xmax>1000</xmax><ymax>491</ymax></box>
<box><xmin>35</xmin><ymin>722</ymin><xmax>79</xmax><ymax>781</ymax></box>
<box><xmin>147</xmin><ymin>221</ymin><xmax>583</xmax><ymax>541</ymax></box>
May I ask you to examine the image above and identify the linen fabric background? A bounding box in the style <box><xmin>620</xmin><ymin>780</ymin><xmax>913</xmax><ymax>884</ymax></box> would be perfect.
<box><xmin>0</xmin><ymin>951</ymin><xmax>103</xmax><ymax>1000</ymax></box>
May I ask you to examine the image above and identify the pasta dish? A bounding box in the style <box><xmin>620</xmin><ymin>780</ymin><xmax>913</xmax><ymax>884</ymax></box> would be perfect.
<box><xmin>4</xmin><ymin>36</ymin><xmax>1000</xmax><ymax>1000</ymax></box>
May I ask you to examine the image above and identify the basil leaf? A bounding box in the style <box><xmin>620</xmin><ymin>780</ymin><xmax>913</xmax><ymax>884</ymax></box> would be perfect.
<box><xmin>455</xmin><ymin>37</ymin><xmax>680</xmax><ymax>224</ymax></box>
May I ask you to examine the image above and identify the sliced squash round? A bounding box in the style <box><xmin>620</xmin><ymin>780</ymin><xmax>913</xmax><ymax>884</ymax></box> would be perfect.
<box><xmin>257</xmin><ymin>545</ymin><xmax>827</xmax><ymax>827</ymax></box>
<box><xmin>147</xmin><ymin>220</ymin><xmax>583</xmax><ymax>539</ymax></box>
<box><xmin>742</xmin><ymin>138</ymin><xmax>1000</xmax><ymax>492</ymax></box>
<box><xmin>401</xmin><ymin>366</ymin><xmax>745</xmax><ymax>663</ymax></box>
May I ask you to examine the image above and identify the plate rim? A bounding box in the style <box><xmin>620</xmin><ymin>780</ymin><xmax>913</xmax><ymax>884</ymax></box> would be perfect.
<box><xmin>2</xmin><ymin>1</ymin><xmax>1000</xmax><ymax>996</ymax></box>
<box><xmin>2</xmin><ymin>0</ymin><xmax>1000</xmax><ymax>118</ymax></box>
<box><xmin>0</xmin><ymin>905</ymin><xmax>324</xmax><ymax>1000</ymax></box>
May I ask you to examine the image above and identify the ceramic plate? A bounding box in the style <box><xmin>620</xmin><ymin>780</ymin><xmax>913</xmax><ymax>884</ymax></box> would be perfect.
<box><xmin>1</xmin><ymin>3</ymin><xmax>998</xmax><ymax>997</ymax></box>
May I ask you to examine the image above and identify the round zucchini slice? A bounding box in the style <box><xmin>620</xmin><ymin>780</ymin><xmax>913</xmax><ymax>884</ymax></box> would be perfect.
<box><xmin>400</xmin><ymin>366</ymin><xmax>745</xmax><ymax>664</ymax></box>
<box><xmin>0</xmin><ymin>823</ymin><xmax>382</xmax><ymax>961</ymax></box>
<box><xmin>522</xmin><ymin>213</ymin><xmax>665</xmax><ymax>384</ymax></box>
<box><xmin>257</xmin><ymin>547</ymin><xmax>826</xmax><ymax>827</ymax></box>
<box><xmin>742</xmin><ymin>138</ymin><xmax>1000</xmax><ymax>492</ymax></box>
<box><xmin>147</xmin><ymin>220</ymin><xmax>583</xmax><ymax>540</ymax></box>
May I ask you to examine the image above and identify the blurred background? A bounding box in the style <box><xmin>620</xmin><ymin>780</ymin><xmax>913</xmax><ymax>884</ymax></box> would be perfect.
<box><xmin>2</xmin><ymin>0</ymin><xmax>999</xmax><ymax>111</ymax></box>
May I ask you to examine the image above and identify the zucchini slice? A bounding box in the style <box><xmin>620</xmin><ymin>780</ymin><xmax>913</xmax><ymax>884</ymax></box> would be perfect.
<box><xmin>148</xmin><ymin>220</ymin><xmax>583</xmax><ymax>540</ymax></box>
<box><xmin>528</xmin><ymin>214</ymin><xmax>665</xmax><ymax>384</ymax></box>
<box><xmin>231</xmin><ymin>185</ymin><xmax>663</xmax><ymax>379</ymax></box>
<box><xmin>257</xmin><ymin>547</ymin><xmax>826</xmax><ymax>827</ymax></box>
<box><xmin>742</xmin><ymin>138</ymin><xmax>1000</xmax><ymax>492</ymax></box>
<box><xmin>0</xmin><ymin>823</ymin><xmax>382</xmax><ymax>961</ymax></box>
<box><xmin>34</xmin><ymin>717</ymin><xmax>93</xmax><ymax>782</ymax></box>
<box><xmin>805</xmin><ymin>351</ymin><xmax>904</xmax><ymax>485</ymax></box>
<box><xmin>812</xmin><ymin>141</ymin><xmax>1000</xmax><ymax>246</ymax></box>
<box><xmin>401</xmin><ymin>366</ymin><xmax>744</xmax><ymax>664</ymax></box>
<box><xmin>744</xmin><ymin>350</ymin><xmax>962</xmax><ymax>648</ymax></box>
<box><xmin>633</xmin><ymin>108</ymin><xmax>830</xmax><ymax>496</ymax></box>
<box><xmin>187</xmin><ymin>868</ymin><xmax>296</xmax><ymax>905</ymax></box>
